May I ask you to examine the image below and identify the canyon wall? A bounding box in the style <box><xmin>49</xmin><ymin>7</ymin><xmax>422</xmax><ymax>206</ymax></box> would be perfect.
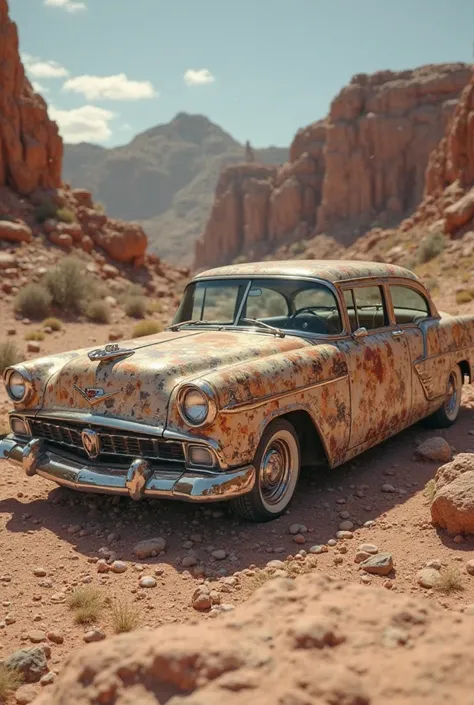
<box><xmin>195</xmin><ymin>63</ymin><xmax>471</xmax><ymax>270</ymax></box>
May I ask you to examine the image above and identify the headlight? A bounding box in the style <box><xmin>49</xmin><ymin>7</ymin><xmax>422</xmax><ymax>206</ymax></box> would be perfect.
<box><xmin>178</xmin><ymin>384</ymin><xmax>217</xmax><ymax>427</ymax></box>
<box><xmin>5</xmin><ymin>370</ymin><xmax>29</xmax><ymax>402</ymax></box>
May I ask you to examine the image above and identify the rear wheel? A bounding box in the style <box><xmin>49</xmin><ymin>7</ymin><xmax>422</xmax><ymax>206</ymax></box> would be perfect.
<box><xmin>231</xmin><ymin>418</ymin><xmax>300</xmax><ymax>522</ymax></box>
<box><xmin>424</xmin><ymin>365</ymin><xmax>462</xmax><ymax>428</ymax></box>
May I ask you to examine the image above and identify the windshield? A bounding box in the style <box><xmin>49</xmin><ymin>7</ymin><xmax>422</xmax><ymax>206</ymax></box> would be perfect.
<box><xmin>172</xmin><ymin>277</ymin><xmax>343</xmax><ymax>336</ymax></box>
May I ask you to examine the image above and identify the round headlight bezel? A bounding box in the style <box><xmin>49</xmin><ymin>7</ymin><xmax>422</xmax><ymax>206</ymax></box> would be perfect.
<box><xmin>177</xmin><ymin>383</ymin><xmax>218</xmax><ymax>428</ymax></box>
<box><xmin>4</xmin><ymin>367</ymin><xmax>33</xmax><ymax>404</ymax></box>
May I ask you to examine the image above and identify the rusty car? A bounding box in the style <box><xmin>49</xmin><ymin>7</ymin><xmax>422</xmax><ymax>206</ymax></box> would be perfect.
<box><xmin>1</xmin><ymin>260</ymin><xmax>473</xmax><ymax>521</ymax></box>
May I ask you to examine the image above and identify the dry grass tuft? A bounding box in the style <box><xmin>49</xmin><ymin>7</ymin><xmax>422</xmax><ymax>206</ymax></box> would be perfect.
<box><xmin>0</xmin><ymin>664</ymin><xmax>23</xmax><ymax>702</ymax></box>
<box><xmin>15</xmin><ymin>283</ymin><xmax>52</xmax><ymax>320</ymax></box>
<box><xmin>132</xmin><ymin>320</ymin><xmax>163</xmax><ymax>338</ymax></box>
<box><xmin>67</xmin><ymin>586</ymin><xmax>105</xmax><ymax>625</ymax></box>
<box><xmin>0</xmin><ymin>341</ymin><xmax>20</xmax><ymax>374</ymax></box>
<box><xmin>434</xmin><ymin>565</ymin><xmax>464</xmax><ymax>594</ymax></box>
<box><xmin>24</xmin><ymin>330</ymin><xmax>45</xmax><ymax>342</ymax></box>
<box><xmin>111</xmin><ymin>600</ymin><xmax>141</xmax><ymax>634</ymax></box>
<box><xmin>86</xmin><ymin>300</ymin><xmax>111</xmax><ymax>324</ymax></box>
<box><xmin>423</xmin><ymin>478</ymin><xmax>437</xmax><ymax>503</ymax></box>
<box><xmin>124</xmin><ymin>295</ymin><xmax>147</xmax><ymax>319</ymax></box>
<box><xmin>42</xmin><ymin>317</ymin><xmax>62</xmax><ymax>331</ymax></box>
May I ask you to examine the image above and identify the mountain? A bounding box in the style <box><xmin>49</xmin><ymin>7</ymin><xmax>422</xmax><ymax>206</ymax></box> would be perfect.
<box><xmin>62</xmin><ymin>113</ymin><xmax>288</xmax><ymax>264</ymax></box>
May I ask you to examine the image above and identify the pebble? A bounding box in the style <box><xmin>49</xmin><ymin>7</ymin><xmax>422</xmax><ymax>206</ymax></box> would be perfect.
<box><xmin>309</xmin><ymin>545</ymin><xmax>328</xmax><ymax>554</ymax></box>
<box><xmin>417</xmin><ymin>567</ymin><xmax>441</xmax><ymax>589</ymax></box>
<box><xmin>381</xmin><ymin>484</ymin><xmax>396</xmax><ymax>493</ymax></box>
<box><xmin>339</xmin><ymin>520</ymin><xmax>354</xmax><ymax>531</ymax></box>
<box><xmin>360</xmin><ymin>553</ymin><xmax>393</xmax><ymax>576</ymax></box>
<box><xmin>96</xmin><ymin>559</ymin><xmax>109</xmax><ymax>573</ymax></box>
<box><xmin>466</xmin><ymin>559</ymin><xmax>474</xmax><ymax>576</ymax></box>
<box><xmin>212</xmin><ymin>550</ymin><xmax>227</xmax><ymax>560</ymax></box>
<box><xmin>289</xmin><ymin>524</ymin><xmax>307</xmax><ymax>535</ymax></box>
<box><xmin>47</xmin><ymin>631</ymin><xmax>64</xmax><ymax>645</ymax></box>
<box><xmin>133</xmin><ymin>537</ymin><xmax>166</xmax><ymax>559</ymax></box>
<box><xmin>336</xmin><ymin>531</ymin><xmax>353</xmax><ymax>539</ymax></box>
<box><xmin>425</xmin><ymin>559</ymin><xmax>442</xmax><ymax>570</ymax></box>
<box><xmin>182</xmin><ymin>555</ymin><xmax>198</xmax><ymax>568</ymax></box>
<box><xmin>40</xmin><ymin>672</ymin><xmax>56</xmax><ymax>686</ymax></box>
<box><xmin>358</xmin><ymin>543</ymin><xmax>378</xmax><ymax>555</ymax></box>
<box><xmin>293</xmin><ymin>534</ymin><xmax>306</xmax><ymax>545</ymax></box>
<box><xmin>83</xmin><ymin>629</ymin><xmax>106</xmax><ymax>643</ymax></box>
<box><xmin>110</xmin><ymin>560</ymin><xmax>128</xmax><ymax>574</ymax></box>
<box><xmin>28</xmin><ymin>630</ymin><xmax>46</xmax><ymax>644</ymax></box>
<box><xmin>139</xmin><ymin>576</ymin><xmax>157</xmax><ymax>588</ymax></box>
<box><xmin>14</xmin><ymin>684</ymin><xmax>38</xmax><ymax>704</ymax></box>
<box><xmin>33</xmin><ymin>568</ymin><xmax>47</xmax><ymax>578</ymax></box>
<box><xmin>327</xmin><ymin>539</ymin><xmax>337</xmax><ymax>547</ymax></box>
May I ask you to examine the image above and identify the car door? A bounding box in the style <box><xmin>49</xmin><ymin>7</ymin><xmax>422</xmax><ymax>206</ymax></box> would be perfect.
<box><xmin>337</xmin><ymin>282</ymin><xmax>412</xmax><ymax>450</ymax></box>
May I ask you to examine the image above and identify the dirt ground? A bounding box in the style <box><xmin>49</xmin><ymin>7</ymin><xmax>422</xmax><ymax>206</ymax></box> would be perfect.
<box><xmin>1</xmin><ymin>305</ymin><xmax>474</xmax><ymax>689</ymax></box>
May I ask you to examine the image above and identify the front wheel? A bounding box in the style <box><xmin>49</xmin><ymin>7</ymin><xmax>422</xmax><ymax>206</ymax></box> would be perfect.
<box><xmin>231</xmin><ymin>418</ymin><xmax>300</xmax><ymax>522</ymax></box>
<box><xmin>424</xmin><ymin>365</ymin><xmax>462</xmax><ymax>428</ymax></box>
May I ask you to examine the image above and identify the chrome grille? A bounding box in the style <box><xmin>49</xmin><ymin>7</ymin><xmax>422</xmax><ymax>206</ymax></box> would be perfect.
<box><xmin>29</xmin><ymin>419</ymin><xmax>185</xmax><ymax>464</ymax></box>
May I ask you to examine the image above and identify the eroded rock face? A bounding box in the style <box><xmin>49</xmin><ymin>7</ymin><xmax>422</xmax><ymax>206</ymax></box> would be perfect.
<box><xmin>195</xmin><ymin>63</ymin><xmax>470</xmax><ymax>269</ymax></box>
<box><xmin>35</xmin><ymin>573</ymin><xmax>474</xmax><ymax>705</ymax></box>
<box><xmin>0</xmin><ymin>0</ymin><xmax>62</xmax><ymax>194</ymax></box>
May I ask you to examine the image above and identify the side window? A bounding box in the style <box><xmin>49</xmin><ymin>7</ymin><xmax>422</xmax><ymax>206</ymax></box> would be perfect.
<box><xmin>345</xmin><ymin>285</ymin><xmax>388</xmax><ymax>331</ymax></box>
<box><xmin>390</xmin><ymin>285</ymin><xmax>430</xmax><ymax>324</ymax></box>
<box><xmin>245</xmin><ymin>287</ymin><xmax>288</xmax><ymax>319</ymax></box>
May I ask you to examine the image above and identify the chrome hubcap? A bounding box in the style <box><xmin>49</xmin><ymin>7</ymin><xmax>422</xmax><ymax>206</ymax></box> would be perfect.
<box><xmin>260</xmin><ymin>439</ymin><xmax>291</xmax><ymax>506</ymax></box>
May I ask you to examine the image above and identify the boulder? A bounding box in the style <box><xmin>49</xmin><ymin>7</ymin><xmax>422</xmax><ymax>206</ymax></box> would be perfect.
<box><xmin>0</xmin><ymin>220</ymin><xmax>33</xmax><ymax>243</ymax></box>
<box><xmin>431</xmin><ymin>453</ymin><xmax>474</xmax><ymax>535</ymax></box>
<box><xmin>3</xmin><ymin>646</ymin><xmax>48</xmax><ymax>683</ymax></box>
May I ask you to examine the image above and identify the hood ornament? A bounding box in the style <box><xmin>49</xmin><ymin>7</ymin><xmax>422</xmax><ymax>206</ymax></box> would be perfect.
<box><xmin>81</xmin><ymin>429</ymin><xmax>100</xmax><ymax>459</ymax></box>
<box><xmin>87</xmin><ymin>343</ymin><xmax>135</xmax><ymax>363</ymax></box>
<box><xmin>74</xmin><ymin>385</ymin><xmax>118</xmax><ymax>406</ymax></box>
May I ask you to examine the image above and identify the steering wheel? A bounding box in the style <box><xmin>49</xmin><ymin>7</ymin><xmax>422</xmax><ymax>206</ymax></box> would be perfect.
<box><xmin>289</xmin><ymin>306</ymin><xmax>327</xmax><ymax>330</ymax></box>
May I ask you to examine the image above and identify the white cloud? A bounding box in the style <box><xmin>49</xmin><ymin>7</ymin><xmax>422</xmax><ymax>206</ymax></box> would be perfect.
<box><xmin>63</xmin><ymin>73</ymin><xmax>157</xmax><ymax>101</ymax></box>
<box><xmin>49</xmin><ymin>105</ymin><xmax>116</xmax><ymax>144</ymax></box>
<box><xmin>32</xmin><ymin>81</ymin><xmax>49</xmax><ymax>94</ymax></box>
<box><xmin>183</xmin><ymin>69</ymin><xmax>215</xmax><ymax>86</ymax></box>
<box><xmin>22</xmin><ymin>53</ymin><xmax>69</xmax><ymax>78</ymax></box>
<box><xmin>44</xmin><ymin>0</ymin><xmax>86</xmax><ymax>13</ymax></box>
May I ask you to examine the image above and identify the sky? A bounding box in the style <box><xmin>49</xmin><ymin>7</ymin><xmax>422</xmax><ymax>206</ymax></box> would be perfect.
<box><xmin>9</xmin><ymin>0</ymin><xmax>474</xmax><ymax>149</ymax></box>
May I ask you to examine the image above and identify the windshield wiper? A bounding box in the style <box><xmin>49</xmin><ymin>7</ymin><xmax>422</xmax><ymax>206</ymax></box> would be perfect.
<box><xmin>239</xmin><ymin>317</ymin><xmax>285</xmax><ymax>338</ymax></box>
<box><xmin>167</xmin><ymin>319</ymin><xmax>214</xmax><ymax>331</ymax></box>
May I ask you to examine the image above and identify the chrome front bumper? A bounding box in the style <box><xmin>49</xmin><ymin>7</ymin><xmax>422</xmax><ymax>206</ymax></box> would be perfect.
<box><xmin>0</xmin><ymin>435</ymin><xmax>255</xmax><ymax>502</ymax></box>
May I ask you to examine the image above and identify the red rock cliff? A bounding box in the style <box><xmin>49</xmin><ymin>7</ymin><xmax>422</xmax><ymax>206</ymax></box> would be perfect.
<box><xmin>195</xmin><ymin>63</ymin><xmax>471</xmax><ymax>270</ymax></box>
<box><xmin>0</xmin><ymin>0</ymin><xmax>63</xmax><ymax>194</ymax></box>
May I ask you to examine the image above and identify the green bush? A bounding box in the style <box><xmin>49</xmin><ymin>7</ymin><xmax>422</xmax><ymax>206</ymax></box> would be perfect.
<box><xmin>43</xmin><ymin>256</ymin><xmax>89</xmax><ymax>314</ymax></box>
<box><xmin>124</xmin><ymin>295</ymin><xmax>146</xmax><ymax>319</ymax></box>
<box><xmin>42</xmin><ymin>317</ymin><xmax>62</xmax><ymax>331</ymax></box>
<box><xmin>132</xmin><ymin>320</ymin><xmax>163</xmax><ymax>337</ymax></box>
<box><xmin>24</xmin><ymin>330</ymin><xmax>45</xmax><ymax>341</ymax></box>
<box><xmin>0</xmin><ymin>341</ymin><xmax>20</xmax><ymax>374</ymax></box>
<box><xmin>86</xmin><ymin>300</ymin><xmax>111</xmax><ymax>324</ymax></box>
<box><xmin>35</xmin><ymin>200</ymin><xmax>58</xmax><ymax>223</ymax></box>
<box><xmin>56</xmin><ymin>207</ymin><xmax>76</xmax><ymax>224</ymax></box>
<box><xmin>15</xmin><ymin>283</ymin><xmax>52</xmax><ymax>319</ymax></box>
<box><xmin>416</xmin><ymin>231</ymin><xmax>445</xmax><ymax>264</ymax></box>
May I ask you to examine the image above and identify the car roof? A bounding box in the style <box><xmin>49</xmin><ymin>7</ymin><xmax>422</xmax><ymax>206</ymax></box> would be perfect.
<box><xmin>193</xmin><ymin>260</ymin><xmax>419</xmax><ymax>284</ymax></box>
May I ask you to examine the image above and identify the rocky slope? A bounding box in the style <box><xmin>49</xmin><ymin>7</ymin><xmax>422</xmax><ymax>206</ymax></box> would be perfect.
<box><xmin>195</xmin><ymin>63</ymin><xmax>471</xmax><ymax>270</ymax></box>
<box><xmin>62</xmin><ymin>116</ymin><xmax>287</xmax><ymax>265</ymax></box>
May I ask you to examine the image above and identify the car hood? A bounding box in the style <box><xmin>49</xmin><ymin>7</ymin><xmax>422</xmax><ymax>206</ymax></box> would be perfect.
<box><xmin>38</xmin><ymin>329</ymin><xmax>310</xmax><ymax>426</ymax></box>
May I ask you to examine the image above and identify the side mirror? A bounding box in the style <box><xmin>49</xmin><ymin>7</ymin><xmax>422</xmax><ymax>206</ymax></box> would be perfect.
<box><xmin>352</xmin><ymin>327</ymin><xmax>368</xmax><ymax>340</ymax></box>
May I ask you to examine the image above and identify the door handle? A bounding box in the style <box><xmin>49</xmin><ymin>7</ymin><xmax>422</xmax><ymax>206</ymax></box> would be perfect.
<box><xmin>392</xmin><ymin>330</ymin><xmax>404</xmax><ymax>338</ymax></box>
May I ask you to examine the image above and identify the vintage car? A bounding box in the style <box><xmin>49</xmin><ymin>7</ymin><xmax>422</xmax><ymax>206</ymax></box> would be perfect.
<box><xmin>1</xmin><ymin>260</ymin><xmax>474</xmax><ymax>521</ymax></box>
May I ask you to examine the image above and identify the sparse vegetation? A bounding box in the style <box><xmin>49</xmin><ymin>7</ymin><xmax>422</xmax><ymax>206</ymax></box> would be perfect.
<box><xmin>94</xmin><ymin>201</ymin><xmax>106</xmax><ymax>213</ymax></box>
<box><xmin>423</xmin><ymin>479</ymin><xmax>436</xmax><ymax>502</ymax></box>
<box><xmin>434</xmin><ymin>566</ymin><xmax>464</xmax><ymax>594</ymax></box>
<box><xmin>132</xmin><ymin>320</ymin><xmax>163</xmax><ymax>338</ymax></box>
<box><xmin>146</xmin><ymin>299</ymin><xmax>162</xmax><ymax>315</ymax></box>
<box><xmin>42</xmin><ymin>317</ymin><xmax>62</xmax><ymax>331</ymax></box>
<box><xmin>67</xmin><ymin>586</ymin><xmax>105</xmax><ymax>625</ymax></box>
<box><xmin>56</xmin><ymin>207</ymin><xmax>76</xmax><ymax>224</ymax></box>
<box><xmin>34</xmin><ymin>200</ymin><xmax>58</xmax><ymax>223</ymax></box>
<box><xmin>455</xmin><ymin>289</ymin><xmax>474</xmax><ymax>304</ymax></box>
<box><xmin>124</xmin><ymin>295</ymin><xmax>147</xmax><ymax>319</ymax></box>
<box><xmin>0</xmin><ymin>341</ymin><xmax>20</xmax><ymax>374</ymax></box>
<box><xmin>416</xmin><ymin>231</ymin><xmax>445</xmax><ymax>264</ymax></box>
<box><xmin>24</xmin><ymin>330</ymin><xmax>45</xmax><ymax>342</ymax></box>
<box><xmin>14</xmin><ymin>282</ymin><xmax>52</xmax><ymax>319</ymax></box>
<box><xmin>111</xmin><ymin>600</ymin><xmax>141</xmax><ymax>634</ymax></box>
<box><xmin>0</xmin><ymin>664</ymin><xmax>23</xmax><ymax>702</ymax></box>
<box><xmin>86</xmin><ymin>300</ymin><xmax>111</xmax><ymax>324</ymax></box>
<box><xmin>43</xmin><ymin>256</ymin><xmax>89</xmax><ymax>314</ymax></box>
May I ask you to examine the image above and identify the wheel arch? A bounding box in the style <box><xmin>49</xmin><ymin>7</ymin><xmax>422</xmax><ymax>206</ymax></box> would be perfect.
<box><xmin>268</xmin><ymin>408</ymin><xmax>330</xmax><ymax>468</ymax></box>
<box><xmin>457</xmin><ymin>358</ymin><xmax>471</xmax><ymax>383</ymax></box>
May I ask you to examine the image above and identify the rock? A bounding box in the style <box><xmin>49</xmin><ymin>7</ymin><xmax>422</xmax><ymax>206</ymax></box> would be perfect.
<box><xmin>72</xmin><ymin>188</ymin><xmax>93</xmax><ymax>208</ymax></box>
<box><xmin>93</xmin><ymin>223</ymin><xmax>147</xmax><ymax>264</ymax></box>
<box><xmin>133</xmin><ymin>537</ymin><xmax>166</xmax><ymax>559</ymax></box>
<box><xmin>354</xmin><ymin>551</ymin><xmax>371</xmax><ymax>564</ymax></box>
<box><xmin>444</xmin><ymin>187</ymin><xmax>474</xmax><ymax>234</ymax></box>
<box><xmin>417</xmin><ymin>568</ymin><xmax>441</xmax><ymax>589</ymax></box>
<box><xmin>339</xmin><ymin>520</ymin><xmax>354</xmax><ymax>531</ymax></box>
<box><xmin>83</xmin><ymin>629</ymin><xmax>106</xmax><ymax>643</ymax></box>
<box><xmin>360</xmin><ymin>553</ymin><xmax>393</xmax><ymax>576</ymax></box>
<box><xmin>110</xmin><ymin>560</ymin><xmax>128</xmax><ymax>574</ymax></box>
<box><xmin>212</xmin><ymin>550</ymin><xmax>227</xmax><ymax>561</ymax></box>
<box><xmin>14</xmin><ymin>684</ymin><xmax>38</xmax><ymax>704</ymax></box>
<box><xmin>47</xmin><ymin>631</ymin><xmax>64</xmax><ymax>645</ymax></box>
<box><xmin>416</xmin><ymin>437</ymin><xmax>452</xmax><ymax>463</ymax></box>
<box><xmin>4</xmin><ymin>646</ymin><xmax>48</xmax><ymax>683</ymax></box>
<box><xmin>33</xmin><ymin>568</ymin><xmax>47</xmax><ymax>578</ymax></box>
<box><xmin>26</xmin><ymin>342</ymin><xmax>40</xmax><ymax>353</ymax></box>
<box><xmin>425</xmin><ymin>559</ymin><xmax>442</xmax><ymax>570</ymax></box>
<box><xmin>309</xmin><ymin>545</ymin><xmax>328</xmax><ymax>554</ymax></box>
<box><xmin>0</xmin><ymin>252</ymin><xmax>17</xmax><ymax>268</ymax></box>
<box><xmin>430</xmin><ymin>454</ymin><xmax>474</xmax><ymax>535</ymax></box>
<box><xmin>336</xmin><ymin>531</ymin><xmax>353</xmax><ymax>539</ymax></box>
<box><xmin>466</xmin><ymin>560</ymin><xmax>474</xmax><ymax>576</ymax></box>
<box><xmin>139</xmin><ymin>576</ymin><xmax>157</xmax><ymax>588</ymax></box>
<box><xmin>181</xmin><ymin>555</ymin><xmax>198</xmax><ymax>568</ymax></box>
<box><xmin>0</xmin><ymin>220</ymin><xmax>33</xmax><ymax>243</ymax></box>
<box><xmin>289</xmin><ymin>524</ymin><xmax>308</xmax><ymax>535</ymax></box>
<box><xmin>358</xmin><ymin>544</ymin><xmax>379</xmax><ymax>555</ymax></box>
<box><xmin>381</xmin><ymin>484</ymin><xmax>396</xmax><ymax>493</ymax></box>
<box><xmin>31</xmin><ymin>572</ymin><xmax>474</xmax><ymax>705</ymax></box>
<box><xmin>40</xmin><ymin>672</ymin><xmax>55</xmax><ymax>686</ymax></box>
<box><xmin>28</xmin><ymin>630</ymin><xmax>46</xmax><ymax>644</ymax></box>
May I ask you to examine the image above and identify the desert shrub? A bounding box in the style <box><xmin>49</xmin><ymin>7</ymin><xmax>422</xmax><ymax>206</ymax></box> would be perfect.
<box><xmin>111</xmin><ymin>600</ymin><xmax>141</xmax><ymax>634</ymax></box>
<box><xmin>416</xmin><ymin>231</ymin><xmax>445</xmax><ymax>264</ymax></box>
<box><xmin>0</xmin><ymin>341</ymin><xmax>20</xmax><ymax>374</ymax></box>
<box><xmin>43</xmin><ymin>256</ymin><xmax>89</xmax><ymax>314</ymax></box>
<box><xmin>24</xmin><ymin>330</ymin><xmax>45</xmax><ymax>342</ymax></box>
<box><xmin>94</xmin><ymin>201</ymin><xmax>106</xmax><ymax>213</ymax></box>
<box><xmin>423</xmin><ymin>478</ymin><xmax>436</xmax><ymax>502</ymax></box>
<box><xmin>455</xmin><ymin>289</ymin><xmax>474</xmax><ymax>304</ymax></box>
<box><xmin>34</xmin><ymin>200</ymin><xmax>58</xmax><ymax>223</ymax></box>
<box><xmin>132</xmin><ymin>320</ymin><xmax>163</xmax><ymax>337</ymax></box>
<box><xmin>56</xmin><ymin>207</ymin><xmax>76</xmax><ymax>224</ymax></box>
<box><xmin>146</xmin><ymin>299</ymin><xmax>162</xmax><ymax>315</ymax></box>
<box><xmin>42</xmin><ymin>317</ymin><xmax>62</xmax><ymax>331</ymax></box>
<box><xmin>434</xmin><ymin>566</ymin><xmax>464</xmax><ymax>594</ymax></box>
<box><xmin>14</xmin><ymin>282</ymin><xmax>52</xmax><ymax>319</ymax></box>
<box><xmin>0</xmin><ymin>664</ymin><xmax>23</xmax><ymax>702</ymax></box>
<box><xmin>124</xmin><ymin>295</ymin><xmax>146</xmax><ymax>319</ymax></box>
<box><xmin>67</xmin><ymin>586</ymin><xmax>105</xmax><ymax>625</ymax></box>
<box><xmin>86</xmin><ymin>300</ymin><xmax>111</xmax><ymax>324</ymax></box>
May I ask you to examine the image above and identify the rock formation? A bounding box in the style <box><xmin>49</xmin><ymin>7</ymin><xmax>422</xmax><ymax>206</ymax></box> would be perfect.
<box><xmin>195</xmin><ymin>63</ymin><xmax>471</xmax><ymax>270</ymax></box>
<box><xmin>0</xmin><ymin>0</ymin><xmax>62</xmax><ymax>194</ymax></box>
<box><xmin>35</xmin><ymin>572</ymin><xmax>474</xmax><ymax>705</ymax></box>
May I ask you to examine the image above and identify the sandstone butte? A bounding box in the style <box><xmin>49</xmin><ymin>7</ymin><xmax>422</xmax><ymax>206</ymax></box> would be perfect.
<box><xmin>0</xmin><ymin>0</ymin><xmax>150</xmax><ymax>267</ymax></box>
<box><xmin>194</xmin><ymin>63</ymin><xmax>472</xmax><ymax>270</ymax></box>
